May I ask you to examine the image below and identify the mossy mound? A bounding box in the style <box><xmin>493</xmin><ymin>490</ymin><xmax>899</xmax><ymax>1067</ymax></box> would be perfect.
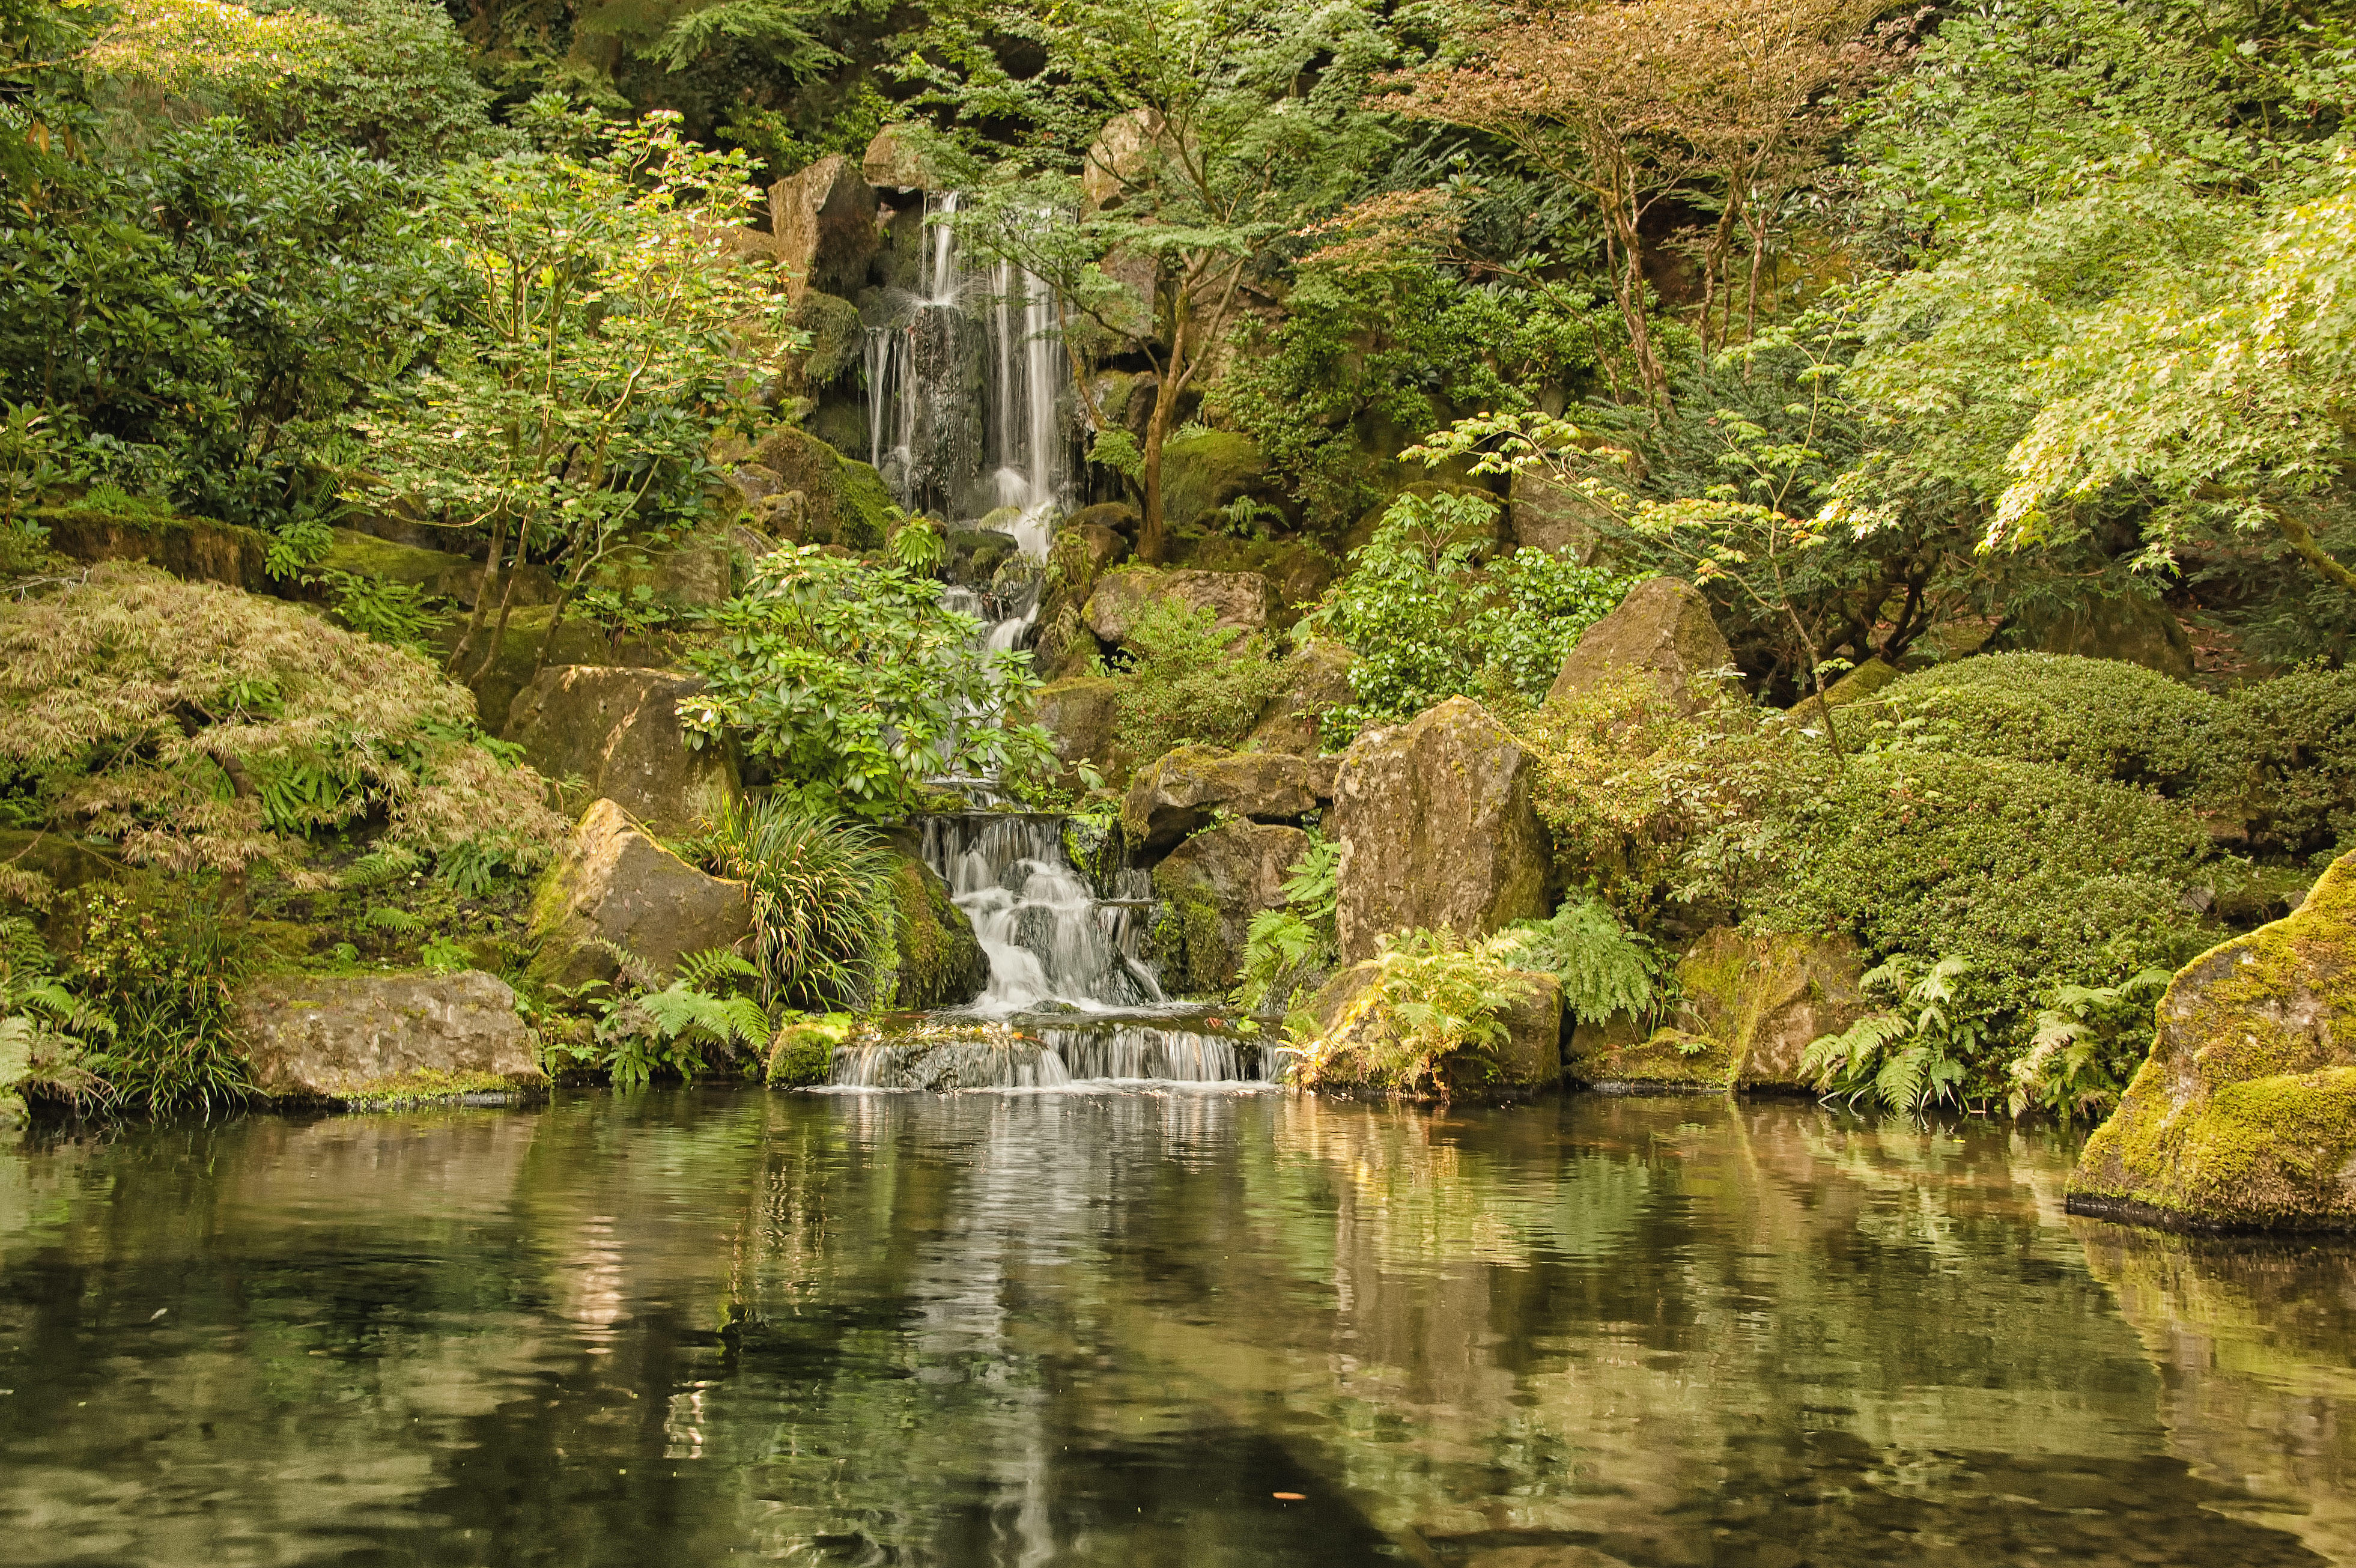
<box><xmin>886</xmin><ymin>854</ymin><xmax>986</xmax><ymax>1009</ymax></box>
<box><xmin>2070</xmin><ymin>851</ymin><xmax>2356</xmax><ymax>1230</ymax></box>
<box><xmin>1856</xmin><ymin>653</ymin><xmax>2214</xmax><ymax>791</ymax></box>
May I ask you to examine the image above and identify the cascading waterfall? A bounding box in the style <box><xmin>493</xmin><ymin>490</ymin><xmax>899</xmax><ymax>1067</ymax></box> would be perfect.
<box><xmin>923</xmin><ymin>813</ymin><xmax>1161</xmax><ymax>1017</ymax></box>
<box><xmin>865</xmin><ymin>193</ymin><xmax>1071</xmax><ymax>533</ymax></box>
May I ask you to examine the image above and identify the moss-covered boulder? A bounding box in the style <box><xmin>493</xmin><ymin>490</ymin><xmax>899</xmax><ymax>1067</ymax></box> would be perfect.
<box><xmin>1784</xmin><ymin>655</ymin><xmax>1901</xmax><ymax>731</ymax></box>
<box><xmin>2069</xmin><ymin>852</ymin><xmax>2356</xmax><ymax>1230</ymax></box>
<box><xmin>768</xmin><ymin>154</ymin><xmax>877</xmax><ymax>298</ymax></box>
<box><xmin>1565</xmin><ymin>929</ymin><xmax>1868</xmax><ymax>1092</ymax></box>
<box><xmin>887</xmin><ymin>852</ymin><xmax>987</xmax><ymax>1009</ymax></box>
<box><xmin>1508</xmin><ymin>468</ymin><xmax>1612</xmax><ymax>564</ymax></box>
<box><xmin>789</xmin><ymin>291</ymin><xmax>864</xmax><ymax>387</ymax></box>
<box><xmin>1081</xmin><ymin>565</ymin><xmax>1277</xmax><ymax>648</ymax></box>
<box><xmin>1329</xmin><ymin>696</ymin><xmax>1550</xmax><ymax>963</ymax></box>
<box><xmin>1149</xmin><ymin>822</ymin><xmax>1307</xmax><ymax>994</ymax></box>
<box><xmin>744</xmin><ymin>425</ymin><xmax>894</xmax><ymax>550</ymax></box>
<box><xmin>232</xmin><ymin>969</ymin><xmax>543</xmax><ymax>1104</ymax></box>
<box><xmin>1157</xmin><ymin>430</ymin><xmax>1267</xmax><ymax>533</ymax></box>
<box><xmin>1122</xmin><ymin>746</ymin><xmax>1322</xmax><ymax>852</ymax></box>
<box><xmin>1547</xmin><ymin>576</ymin><xmax>1734</xmax><ymax>714</ymax></box>
<box><xmin>433</xmin><ymin>606</ymin><xmax>674</xmax><ymax>734</ymax></box>
<box><xmin>1994</xmin><ymin>592</ymin><xmax>2195</xmax><ymax>679</ymax></box>
<box><xmin>526</xmin><ymin>800</ymin><xmax>753</xmax><ymax>989</ymax></box>
<box><xmin>503</xmin><ymin>666</ymin><xmax>738</xmax><ymax>837</ymax></box>
<box><xmin>38</xmin><ymin>505</ymin><xmax>284</xmax><ymax>596</ymax></box>
<box><xmin>1029</xmin><ymin>676</ymin><xmax>1126</xmax><ymax>788</ymax></box>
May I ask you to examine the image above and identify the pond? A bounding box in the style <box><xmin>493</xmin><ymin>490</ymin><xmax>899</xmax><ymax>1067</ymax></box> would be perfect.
<box><xmin>2</xmin><ymin>1086</ymin><xmax>2352</xmax><ymax>1567</ymax></box>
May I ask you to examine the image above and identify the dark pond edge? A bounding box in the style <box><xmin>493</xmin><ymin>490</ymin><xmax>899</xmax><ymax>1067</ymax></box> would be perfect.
<box><xmin>2065</xmin><ymin>1188</ymin><xmax>2356</xmax><ymax>1237</ymax></box>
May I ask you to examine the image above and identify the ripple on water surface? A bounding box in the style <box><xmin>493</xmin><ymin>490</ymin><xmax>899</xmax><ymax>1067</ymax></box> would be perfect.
<box><xmin>1</xmin><ymin>1090</ymin><xmax>2351</xmax><ymax>1567</ymax></box>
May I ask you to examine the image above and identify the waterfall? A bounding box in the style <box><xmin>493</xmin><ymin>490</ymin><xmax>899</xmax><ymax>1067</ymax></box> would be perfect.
<box><xmin>865</xmin><ymin>193</ymin><xmax>1070</xmax><ymax>538</ymax></box>
<box><xmin>921</xmin><ymin>813</ymin><xmax>1162</xmax><ymax>1018</ymax></box>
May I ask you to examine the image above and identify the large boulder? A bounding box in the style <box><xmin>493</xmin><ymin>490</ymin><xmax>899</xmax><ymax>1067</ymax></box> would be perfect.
<box><xmin>861</xmin><ymin>124</ymin><xmax>943</xmax><ymax>190</ymax></box>
<box><xmin>1329</xmin><ymin>697</ymin><xmax>1550</xmax><ymax>962</ymax></box>
<box><xmin>1508</xmin><ymin>469</ymin><xmax>1611</xmax><ymax>564</ymax></box>
<box><xmin>768</xmin><ymin>153</ymin><xmax>878</xmax><ymax>298</ymax></box>
<box><xmin>1246</xmin><ymin>638</ymin><xmax>1354</xmax><ymax>755</ymax></box>
<box><xmin>1993</xmin><ymin>594</ymin><xmax>2196</xmax><ymax>680</ymax></box>
<box><xmin>1302</xmin><ymin>960</ymin><xmax>1563</xmax><ymax>1094</ymax></box>
<box><xmin>1030</xmin><ymin>676</ymin><xmax>1126</xmax><ymax>787</ymax></box>
<box><xmin>2069</xmin><ymin>851</ymin><xmax>2356</xmax><ymax>1230</ymax></box>
<box><xmin>1149</xmin><ymin>822</ymin><xmax>1308</xmax><ymax>993</ymax></box>
<box><xmin>1157</xmin><ymin>430</ymin><xmax>1266</xmax><ymax>534</ymax></box>
<box><xmin>526</xmin><ymin>800</ymin><xmax>754</xmax><ymax>989</ymax></box>
<box><xmin>1082</xmin><ymin>566</ymin><xmax>1277</xmax><ymax>648</ymax></box>
<box><xmin>742</xmin><ymin>425</ymin><xmax>895</xmax><ymax>550</ymax></box>
<box><xmin>887</xmin><ymin>853</ymin><xmax>988</xmax><ymax>1009</ymax></box>
<box><xmin>1564</xmin><ymin>929</ymin><xmax>1868</xmax><ymax>1092</ymax></box>
<box><xmin>232</xmin><ymin>970</ymin><xmax>542</xmax><ymax>1102</ymax></box>
<box><xmin>1547</xmin><ymin>576</ymin><xmax>1734</xmax><ymax>713</ymax></box>
<box><xmin>786</xmin><ymin>291</ymin><xmax>864</xmax><ymax>387</ymax></box>
<box><xmin>503</xmin><ymin>667</ymin><xmax>738</xmax><ymax>838</ymax></box>
<box><xmin>1122</xmin><ymin>746</ymin><xmax>1322</xmax><ymax>852</ymax></box>
<box><xmin>1082</xmin><ymin>107</ymin><xmax>1170</xmax><ymax>209</ymax></box>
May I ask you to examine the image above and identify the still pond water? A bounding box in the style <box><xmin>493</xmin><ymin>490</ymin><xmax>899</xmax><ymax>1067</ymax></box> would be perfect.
<box><xmin>3</xmin><ymin>1086</ymin><xmax>2354</xmax><ymax>1567</ymax></box>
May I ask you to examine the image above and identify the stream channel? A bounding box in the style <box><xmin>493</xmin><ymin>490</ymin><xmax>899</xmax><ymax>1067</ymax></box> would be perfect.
<box><xmin>6</xmin><ymin>1091</ymin><xmax>2356</xmax><ymax>1565</ymax></box>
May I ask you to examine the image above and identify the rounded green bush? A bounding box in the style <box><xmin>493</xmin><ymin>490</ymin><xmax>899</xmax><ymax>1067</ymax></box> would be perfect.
<box><xmin>1861</xmin><ymin>653</ymin><xmax>2215</xmax><ymax>790</ymax></box>
<box><xmin>2197</xmin><ymin>669</ymin><xmax>2356</xmax><ymax>857</ymax></box>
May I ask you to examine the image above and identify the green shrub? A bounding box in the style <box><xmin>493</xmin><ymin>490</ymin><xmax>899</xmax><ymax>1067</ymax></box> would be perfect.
<box><xmin>1311</xmin><ymin>490</ymin><xmax>1636</xmax><ymax>742</ymax></box>
<box><xmin>1859</xmin><ymin>653</ymin><xmax>2214</xmax><ymax>791</ymax></box>
<box><xmin>2196</xmin><ymin>669</ymin><xmax>2356</xmax><ymax>857</ymax></box>
<box><xmin>691</xmin><ymin>798</ymin><xmax>898</xmax><ymax>1010</ymax></box>
<box><xmin>0</xmin><ymin>565</ymin><xmax>562</xmax><ymax>886</ymax></box>
<box><xmin>1109</xmin><ymin>595</ymin><xmax>1287</xmax><ymax>764</ymax></box>
<box><xmin>1486</xmin><ymin>896</ymin><xmax>1668</xmax><ymax>1028</ymax></box>
<box><xmin>1757</xmin><ymin>752</ymin><xmax>2212</xmax><ymax>1061</ymax></box>
<box><xmin>2008</xmin><ymin>966</ymin><xmax>2173</xmax><ymax>1123</ymax></box>
<box><xmin>0</xmin><ymin>915</ymin><xmax>108</xmax><ymax>1125</ymax></box>
<box><xmin>63</xmin><ymin>884</ymin><xmax>255</xmax><ymax>1117</ymax></box>
<box><xmin>1295</xmin><ymin>929</ymin><xmax>1538</xmax><ymax>1099</ymax></box>
<box><xmin>1800</xmin><ymin>955</ymin><xmax>1979</xmax><ymax>1117</ymax></box>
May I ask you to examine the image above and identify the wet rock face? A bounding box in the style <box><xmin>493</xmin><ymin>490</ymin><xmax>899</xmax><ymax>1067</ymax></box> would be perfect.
<box><xmin>526</xmin><ymin>800</ymin><xmax>754</xmax><ymax>989</ymax></box>
<box><xmin>233</xmin><ymin>970</ymin><xmax>542</xmax><ymax>1102</ymax></box>
<box><xmin>503</xmin><ymin>667</ymin><xmax>737</xmax><ymax>839</ymax></box>
<box><xmin>1546</xmin><ymin>576</ymin><xmax>1734</xmax><ymax>714</ymax></box>
<box><xmin>887</xmin><ymin>854</ymin><xmax>987</xmax><ymax>1010</ymax></box>
<box><xmin>1121</xmin><ymin>747</ymin><xmax>1326</xmax><ymax>853</ymax></box>
<box><xmin>2071</xmin><ymin>851</ymin><xmax>2356</xmax><ymax>1231</ymax></box>
<box><xmin>1081</xmin><ymin>567</ymin><xmax>1277</xmax><ymax>649</ymax></box>
<box><xmin>1329</xmin><ymin>696</ymin><xmax>1550</xmax><ymax>963</ymax></box>
<box><xmin>1149</xmin><ymin>822</ymin><xmax>1308</xmax><ymax>993</ymax></box>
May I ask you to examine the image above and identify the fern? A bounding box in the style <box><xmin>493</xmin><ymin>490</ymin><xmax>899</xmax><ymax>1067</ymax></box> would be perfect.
<box><xmin>1484</xmin><ymin>897</ymin><xmax>1665</xmax><ymax>1026</ymax></box>
<box><xmin>1800</xmin><ymin>955</ymin><xmax>1979</xmax><ymax>1117</ymax></box>
<box><xmin>2010</xmin><ymin>967</ymin><xmax>2172</xmax><ymax>1120</ymax></box>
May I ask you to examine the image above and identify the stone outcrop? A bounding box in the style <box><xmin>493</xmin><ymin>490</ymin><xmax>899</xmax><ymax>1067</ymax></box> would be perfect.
<box><xmin>861</xmin><ymin>124</ymin><xmax>941</xmax><ymax>190</ymax></box>
<box><xmin>1082</xmin><ymin>107</ymin><xmax>1169</xmax><ymax>208</ymax></box>
<box><xmin>1508</xmin><ymin>468</ymin><xmax>1611</xmax><ymax>564</ymax></box>
<box><xmin>1246</xmin><ymin>638</ymin><xmax>1353</xmax><ymax>755</ymax></box>
<box><xmin>887</xmin><ymin>854</ymin><xmax>988</xmax><ymax>1009</ymax></box>
<box><xmin>1564</xmin><ymin>929</ymin><xmax>1868</xmax><ymax>1092</ymax></box>
<box><xmin>2069</xmin><ymin>851</ymin><xmax>2356</xmax><ymax>1230</ymax></box>
<box><xmin>527</xmin><ymin>800</ymin><xmax>754</xmax><ymax>989</ymax></box>
<box><xmin>1082</xmin><ymin>566</ymin><xmax>1277</xmax><ymax>648</ymax></box>
<box><xmin>1785</xmin><ymin>655</ymin><xmax>1901</xmax><ymax>731</ymax></box>
<box><xmin>1122</xmin><ymin>746</ymin><xmax>1323</xmax><ymax>852</ymax></box>
<box><xmin>786</xmin><ymin>291</ymin><xmax>864</xmax><ymax>387</ymax></box>
<box><xmin>1157</xmin><ymin>430</ymin><xmax>1268</xmax><ymax>534</ymax></box>
<box><xmin>1328</xmin><ymin>697</ymin><xmax>1550</xmax><ymax>962</ymax></box>
<box><xmin>768</xmin><ymin>154</ymin><xmax>878</xmax><ymax>298</ymax></box>
<box><xmin>503</xmin><ymin>667</ymin><xmax>738</xmax><ymax>837</ymax></box>
<box><xmin>1546</xmin><ymin>576</ymin><xmax>1734</xmax><ymax>713</ymax></box>
<box><xmin>1302</xmin><ymin>960</ymin><xmax>1563</xmax><ymax>1094</ymax></box>
<box><xmin>1030</xmin><ymin>676</ymin><xmax>1126</xmax><ymax>788</ymax></box>
<box><xmin>742</xmin><ymin>425</ymin><xmax>895</xmax><ymax>549</ymax></box>
<box><xmin>233</xmin><ymin>970</ymin><xmax>542</xmax><ymax>1102</ymax></box>
<box><xmin>1150</xmin><ymin>822</ymin><xmax>1308</xmax><ymax>993</ymax></box>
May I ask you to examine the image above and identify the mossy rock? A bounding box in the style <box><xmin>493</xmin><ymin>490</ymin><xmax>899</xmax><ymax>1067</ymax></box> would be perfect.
<box><xmin>317</xmin><ymin>527</ymin><xmax>474</xmax><ymax>593</ymax></box>
<box><xmin>2070</xmin><ymin>851</ymin><xmax>2356</xmax><ymax>1230</ymax></box>
<box><xmin>1992</xmin><ymin>592</ymin><xmax>2195</xmax><ymax>679</ymax></box>
<box><xmin>1567</xmin><ymin>928</ymin><xmax>1866</xmax><ymax>1092</ymax></box>
<box><xmin>1157</xmin><ymin>430</ymin><xmax>1266</xmax><ymax>534</ymax></box>
<box><xmin>768</xmin><ymin>1013</ymin><xmax>856</xmax><ymax>1087</ymax></box>
<box><xmin>744</xmin><ymin>425</ymin><xmax>895</xmax><ymax>551</ymax></box>
<box><xmin>791</xmin><ymin>291</ymin><xmax>864</xmax><ymax>387</ymax></box>
<box><xmin>886</xmin><ymin>853</ymin><xmax>987</xmax><ymax>1009</ymax></box>
<box><xmin>1785</xmin><ymin>656</ymin><xmax>1901</xmax><ymax>730</ymax></box>
<box><xmin>432</xmin><ymin>607</ymin><xmax>677</xmax><ymax>733</ymax></box>
<box><xmin>1565</xmin><ymin>1018</ymin><xmax>1741</xmax><ymax>1091</ymax></box>
<box><xmin>37</xmin><ymin>505</ymin><xmax>287</xmax><ymax>597</ymax></box>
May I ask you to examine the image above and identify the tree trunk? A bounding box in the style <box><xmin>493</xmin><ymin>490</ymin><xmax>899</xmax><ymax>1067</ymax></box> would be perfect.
<box><xmin>1140</xmin><ymin>369</ymin><xmax>1180</xmax><ymax>566</ymax></box>
<box><xmin>446</xmin><ymin>512</ymin><xmax>509</xmax><ymax>677</ymax></box>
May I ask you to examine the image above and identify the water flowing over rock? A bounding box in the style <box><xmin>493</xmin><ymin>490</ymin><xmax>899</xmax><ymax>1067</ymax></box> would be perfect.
<box><xmin>1547</xmin><ymin>575</ymin><xmax>1734</xmax><ymax>713</ymax></box>
<box><xmin>919</xmin><ymin>812</ymin><xmax>1162</xmax><ymax>1016</ymax></box>
<box><xmin>503</xmin><ymin>666</ymin><xmax>736</xmax><ymax>838</ymax></box>
<box><xmin>1122</xmin><ymin>746</ymin><xmax>1322</xmax><ymax>852</ymax></box>
<box><xmin>232</xmin><ymin>970</ymin><xmax>542</xmax><ymax>1102</ymax></box>
<box><xmin>526</xmin><ymin>800</ymin><xmax>753</xmax><ymax>989</ymax></box>
<box><xmin>2069</xmin><ymin>851</ymin><xmax>2356</xmax><ymax>1230</ymax></box>
<box><xmin>1081</xmin><ymin>567</ymin><xmax>1277</xmax><ymax>649</ymax></box>
<box><xmin>828</xmin><ymin>1019</ymin><xmax>1257</xmax><ymax>1089</ymax></box>
<box><xmin>1329</xmin><ymin>696</ymin><xmax>1550</xmax><ymax>963</ymax></box>
<box><xmin>1150</xmin><ymin>822</ymin><xmax>1309</xmax><ymax>993</ymax></box>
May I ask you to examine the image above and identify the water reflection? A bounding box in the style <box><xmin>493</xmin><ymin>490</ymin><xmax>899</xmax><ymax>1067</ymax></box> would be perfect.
<box><xmin>0</xmin><ymin>1092</ymin><xmax>2348</xmax><ymax>1565</ymax></box>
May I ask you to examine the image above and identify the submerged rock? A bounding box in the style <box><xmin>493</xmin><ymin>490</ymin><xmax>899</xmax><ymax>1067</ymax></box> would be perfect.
<box><xmin>1329</xmin><ymin>696</ymin><xmax>1550</xmax><ymax>962</ymax></box>
<box><xmin>1149</xmin><ymin>821</ymin><xmax>1308</xmax><ymax>993</ymax></box>
<box><xmin>503</xmin><ymin>666</ymin><xmax>738</xmax><ymax>838</ymax></box>
<box><xmin>1546</xmin><ymin>576</ymin><xmax>1734</xmax><ymax>714</ymax></box>
<box><xmin>1122</xmin><ymin>746</ymin><xmax>1321</xmax><ymax>852</ymax></box>
<box><xmin>2069</xmin><ymin>851</ymin><xmax>2356</xmax><ymax>1230</ymax></box>
<box><xmin>526</xmin><ymin>800</ymin><xmax>753</xmax><ymax>989</ymax></box>
<box><xmin>1082</xmin><ymin>566</ymin><xmax>1276</xmax><ymax>649</ymax></box>
<box><xmin>1565</xmin><ymin>929</ymin><xmax>1868</xmax><ymax>1092</ymax></box>
<box><xmin>233</xmin><ymin>970</ymin><xmax>542</xmax><ymax>1102</ymax></box>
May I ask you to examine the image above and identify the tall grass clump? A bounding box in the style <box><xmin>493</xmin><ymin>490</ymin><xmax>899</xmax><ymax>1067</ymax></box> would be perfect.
<box><xmin>694</xmin><ymin>797</ymin><xmax>899</xmax><ymax>1009</ymax></box>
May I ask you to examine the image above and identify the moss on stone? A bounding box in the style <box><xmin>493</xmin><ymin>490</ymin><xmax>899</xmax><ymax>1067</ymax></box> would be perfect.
<box><xmin>1566</xmin><ymin>1018</ymin><xmax>1740</xmax><ymax>1090</ymax></box>
<box><xmin>886</xmin><ymin>855</ymin><xmax>986</xmax><ymax>1009</ymax></box>
<box><xmin>2069</xmin><ymin>850</ymin><xmax>2356</xmax><ymax>1229</ymax></box>
<box><xmin>317</xmin><ymin>527</ymin><xmax>472</xmax><ymax>591</ymax></box>
<box><xmin>327</xmin><ymin>1068</ymin><xmax>542</xmax><ymax>1108</ymax></box>
<box><xmin>1146</xmin><ymin>878</ymin><xmax>1228</xmax><ymax>998</ymax></box>
<box><xmin>767</xmin><ymin>1013</ymin><xmax>854</xmax><ymax>1086</ymax></box>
